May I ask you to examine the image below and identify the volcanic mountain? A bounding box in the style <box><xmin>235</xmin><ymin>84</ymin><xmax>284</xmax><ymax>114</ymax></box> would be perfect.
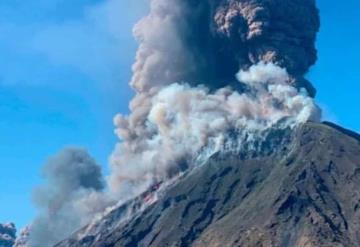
<box><xmin>56</xmin><ymin>122</ymin><xmax>360</xmax><ymax>247</ymax></box>
<box><xmin>5</xmin><ymin>1</ymin><xmax>358</xmax><ymax>247</ymax></box>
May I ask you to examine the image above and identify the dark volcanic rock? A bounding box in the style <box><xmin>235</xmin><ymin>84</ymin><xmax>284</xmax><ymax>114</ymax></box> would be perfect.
<box><xmin>57</xmin><ymin>123</ymin><xmax>360</xmax><ymax>247</ymax></box>
<box><xmin>0</xmin><ymin>223</ymin><xmax>16</xmax><ymax>247</ymax></box>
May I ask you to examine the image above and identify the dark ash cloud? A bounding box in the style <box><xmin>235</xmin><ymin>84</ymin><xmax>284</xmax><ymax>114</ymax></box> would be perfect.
<box><xmin>109</xmin><ymin>0</ymin><xmax>321</xmax><ymax>198</ymax></box>
<box><xmin>131</xmin><ymin>0</ymin><xmax>319</xmax><ymax>96</ymax></box>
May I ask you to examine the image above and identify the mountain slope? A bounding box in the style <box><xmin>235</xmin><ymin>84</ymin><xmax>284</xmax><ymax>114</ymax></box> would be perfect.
<box><xmin>57</xmin><ymin>122</ymin><xmax>360</xmax><ymax>247</ymax></box>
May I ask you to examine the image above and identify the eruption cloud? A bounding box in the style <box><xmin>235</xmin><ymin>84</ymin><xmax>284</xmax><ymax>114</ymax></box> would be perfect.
<box><xmin>110</xmin><ymin>63</ymin><xmax>320</xmax><ymax>198</ymax></box>
<box><xmin>109</xmin><ymin>0</ymin><xmax>320</xmax><ymax>197</ymax></box>
<box><xmin>23</xmin><ymin>0</ymin><xmax>321</xmax><ymax>246</ymax></box>
<box><xmin>130</xmin><ymin>0</ymin><xmax>319</xmax><ymax>95</ymax></box>
<box><xmin>27</xmin><ymin>149</ymin><xmax>113</xmax><ymax>247</ymax></box>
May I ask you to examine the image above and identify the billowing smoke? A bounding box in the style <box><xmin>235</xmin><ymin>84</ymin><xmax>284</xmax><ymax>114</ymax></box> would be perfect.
<box><xmin>109</xmin><ymin>0</ymin><xmax>320</xmax><ymax>198</ymax></box>
<box><xmin>110</xmin><ymin>62</ymin><xmax>320</xmax><ymax>198</ymax></box>
<box><xmin>27</xmin><ymin>148</ymin><xmax>113</xmax><ymax>247</ymax></box>
<box><xmin>21</xmin><ymin>0</ymin><xmax>321</xmax><ymax>245</ymax></box>
<box><xmin>13</xmin><ymin>226</ymin><xmax>30</xmax><ymax>247</ymax></box>
<box><xmin>130</xmin><ymin>0</ymin><xmax>319</xmax><ymax>95</ymax></box>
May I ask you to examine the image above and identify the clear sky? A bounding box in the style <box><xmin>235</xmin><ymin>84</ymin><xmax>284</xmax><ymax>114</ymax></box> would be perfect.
<box><xmin>0</xmin><ymin>0</ymin><xmax>359</xmax><ymax>229</ymax></box>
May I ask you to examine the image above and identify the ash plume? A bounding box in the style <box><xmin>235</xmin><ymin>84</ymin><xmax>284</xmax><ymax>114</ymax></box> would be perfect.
<box><xmin>109</xmin><ymin>0</ymin><xmax>320</xmax><ymax>199</ymax></box>
<box><xmin>131</xmin><ymin>0</ymin><xmax>319</xmax><ymax>95</ymax></box>
<box><xmin>110</xmin><ymin>63</ymin><xmax>320</xmax><ymax>197</ymax></box>
<box><xmin>13</xmin><ymin>226</ymin><xmax>30</xmax><ymax>247</ymax></box>
<box><xmin>20</xmin><ymin>0</ymin><xmax>321</xmax><ymax>245</ymax></box>
<box><xmin>27</xmin><ymin>148</ymin><xmax>112</xmax><ymax>247</ymax></box>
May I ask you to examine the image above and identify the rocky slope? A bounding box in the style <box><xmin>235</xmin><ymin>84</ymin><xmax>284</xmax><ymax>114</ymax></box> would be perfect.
<box><xmin>0</xmin><ymin>223</ymin><xmax>16</xmax><ymax>247</ymax></box>
<box><xmin>56</xmin><ymin>122</ymin><xmax>360</xmax><ymax>247</ymax></box>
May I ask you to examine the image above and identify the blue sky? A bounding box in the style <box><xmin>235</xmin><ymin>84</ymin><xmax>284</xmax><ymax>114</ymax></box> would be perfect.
<box><xmin>0</xmin><ymin>0</ymin><xmax>359</xmax><ymax>229</ymax></box>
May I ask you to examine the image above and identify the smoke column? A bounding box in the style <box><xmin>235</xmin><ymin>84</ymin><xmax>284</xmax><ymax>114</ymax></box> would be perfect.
<box><xmin>109</xmin><ymin>0</ymin><xmax>320</xmax><ymax>198</ymax></box>
<box><xmin>27</xmin><ymin>148</ymin><xmax>113</xmax><ymax>247</ymax></box>
<box><xmin>23</xmin><ymin>0</ymin><xmax>321</xmax><ymax>245</ymax></box>
<box><xmin>130</xmin><ymin>0</ymin><xmax>319</xmax><ymax>94</ymax></box>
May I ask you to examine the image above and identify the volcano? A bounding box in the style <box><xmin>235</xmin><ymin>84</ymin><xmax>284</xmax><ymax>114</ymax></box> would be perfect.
<box><xmin>6</xmin><ymin>0</ymin><xmax>359</xmax><ymax>246</ymax></box>
<box><xmin>56</xmin><ymin>122</ymin><xmax>360</xmax><ymax>247</ymax></box>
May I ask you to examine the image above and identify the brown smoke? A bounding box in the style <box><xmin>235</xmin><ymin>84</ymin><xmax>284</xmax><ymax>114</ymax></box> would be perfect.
<box><xmin>22</xmin><ymin>1</ymin><xmax>321</xmax><ymax>245</ymax></box>
<box><xmin>131</xmin><ymin>0</ymin><xmax>319</xmax><ymax>95</ymax></box>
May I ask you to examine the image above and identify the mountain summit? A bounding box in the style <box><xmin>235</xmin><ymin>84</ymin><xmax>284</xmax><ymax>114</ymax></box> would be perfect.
<box><xmin>56</xmin><ymin>122</ymin><xmax>360</xmax><ymax>247</ymax></box>
<box><xmin>7</xmin><ymin>1</ymin><xmax>358</xmax><ymax>247</ymax></box>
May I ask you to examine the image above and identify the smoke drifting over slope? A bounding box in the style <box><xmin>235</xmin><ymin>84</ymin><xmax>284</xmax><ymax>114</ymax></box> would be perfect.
<box><xmin>110</xmin><ymin>63</ymin><xmax>320</xmax><ymax>198</ymax></box>
<box><xmin>28</xmin><ymin>149</ymin><xmax>112</xmax><ymax>247</ymax></box>
<box><xmin>24</xmin><ymin>0</ymin><xmax>321</xmax><ymax>246</ymax></box>
<box><xmin>109</xmin><ymin>0</ymin><xmax>320</xmax><ymax>197</ymax></box>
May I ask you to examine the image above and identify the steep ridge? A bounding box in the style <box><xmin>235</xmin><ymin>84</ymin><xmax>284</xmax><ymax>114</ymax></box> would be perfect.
<box><xmin>56</xmin><ymin>122</ymin><xmax>360</xmax><ymax>247</ymax></box>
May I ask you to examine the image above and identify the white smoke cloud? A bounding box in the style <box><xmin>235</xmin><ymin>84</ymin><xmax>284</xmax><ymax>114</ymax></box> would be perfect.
<box><xmin>18</xmin><ymin>0</ymin><xmax>322</xmax><ymax>245</ymax></box>
<box><xmin>236</xmin><ymin>62</ymin><xmax>289</xmax><ymax>87</ymax></box>
<box><xmin>109</xmin><ymin>62</ymin><xmax>321</xmax><ymax>200</ymax></box>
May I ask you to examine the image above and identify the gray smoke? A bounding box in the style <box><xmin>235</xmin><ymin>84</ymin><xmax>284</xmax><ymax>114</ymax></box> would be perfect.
<box><xmin>21</xmin><ymin>0</ymin><xmax>321</xmax><ymax>245</ymax></box>
<box><xmin>27</xmin><ymin>148</ymin><xmax>112</xmax><ymax>247</ymax></box>
<box><xmin>13</xmin><ymin>226</ymin><xmax>30</xmax><ymax>247</ymax></box>
<box><xmin>109</xmin><ymin>0</ymin><xmax>320</xmax><ymax>198</ymax></box>
<box><xmin>131</xmin><ymin>0</ymin><xmax>319</xmax><ymax>94</ymax></box>
<box><xmin>110</xmin><ymin>63</ymin><xmax>320</xmax><ymax>197</ymax></box>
